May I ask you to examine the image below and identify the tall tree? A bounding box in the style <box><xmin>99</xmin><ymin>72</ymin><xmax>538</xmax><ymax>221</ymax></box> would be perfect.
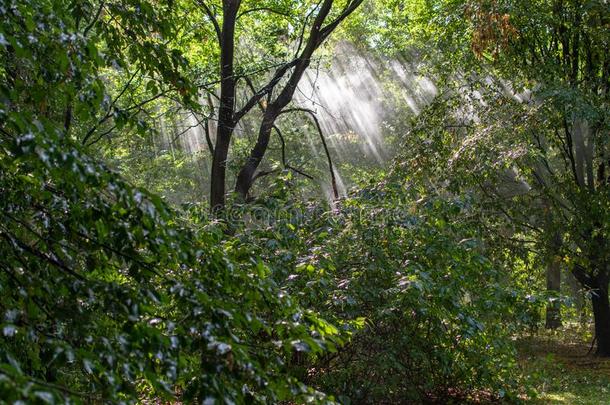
<box><xmin>411</xmin><ymin>0</ymin><xmax>610</xmax><ymax>354</ymax></box>
<box><xmin>200</xmin><ymin>0</ymin><xmax>363</xmax><ymax>211</ymax></box>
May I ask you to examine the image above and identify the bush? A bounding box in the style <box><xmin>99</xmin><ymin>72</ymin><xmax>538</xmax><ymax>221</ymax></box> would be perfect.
<box><xmin>0</xmin><ymin>120</ymin><xmax>339</xmax><ymax>404</ymax></box>
<box><xmin>231</xmin><ymin>176</ymin><xmax>520</xmax><ymax>403</ymax></box>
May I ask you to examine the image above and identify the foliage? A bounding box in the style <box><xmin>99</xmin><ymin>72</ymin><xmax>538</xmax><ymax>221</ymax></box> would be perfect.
<box><xmin>229</xmin><ymin>175</ymin><xmax>521</xmax><ymax>402</ymax></box>
<box><xmin>399</xmin><ymin>0</ymin><xmax>610</xmax><ymax>353</ymax></box>
<box><xmin>0</xmin><ymin>126</ymin><xmax>342</xmax><ymax>403</ymax></box>
<box><xmin>2</xmin><ymin>0</ymin><xmax>609</xmax><ymax>402</ymax></box>
<box><xmin>0</xmin><ymin>0</ymin><xmax>338</xmax><ymax>402</ymax></box>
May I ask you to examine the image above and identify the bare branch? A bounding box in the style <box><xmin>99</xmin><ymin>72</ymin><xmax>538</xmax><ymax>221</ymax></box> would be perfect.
<box><xmin>294</xmin><ymin>1</ymin><xmax>321</xmax><ymax>58</ymax></box>
<box><xmin>279</xmin><ymin>107</ymin><xmax>339</xmax><ymax>199</ymax></box>
<box><xmin>82</xmin><ymin>68</ymin><xmax>140</xmax><ymax>145</ymax></box>
<box><xmin>204</xmin><ymin>118</ymin><xmax>214</xmax><ymax>155</ymax></box>
<box><xmin>171</xmin><ymin>112</ymin><xmax>206</xmax><ymax>144</ymax></box>
<box><xmin>196</xmin><ymin>0</ymin><xmax>222</xmax><ymax>44</ymax></box>
<box><xmin>237</xmin><ymin>7</ymin><xmax>292</xmax><ymax>20</ymax></box>
<box><xmin>204</xmin><ymin>92</ymin><xmax>216</xmax><ymax>154</ymax></box>
<box><xmin>252</xmin><ymin>168</ymin><xmax>280</xmax><ymax>182</ymax></box>
<box><xmin>278</xmin><ymin>130</ymin><xmax>316</xmax><ymax>179</ymax></box>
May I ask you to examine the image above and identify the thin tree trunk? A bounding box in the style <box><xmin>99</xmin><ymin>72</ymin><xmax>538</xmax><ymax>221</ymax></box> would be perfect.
<box><xmin>545</xmin><ymin>254</ymin><xmax>562</xmax><ymax>329</ymax></box>
<box><xmin>543</xmin><ymin>207</ymin><xmax>562</xmax><ymax>329</ymax></box>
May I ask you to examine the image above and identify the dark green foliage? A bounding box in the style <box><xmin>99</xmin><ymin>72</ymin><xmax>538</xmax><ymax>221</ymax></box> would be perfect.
<box><xmin>0</xmin><ymin>1</ymin><xmax>336</xmax><ymax>402</ymax></box>
<box><xmin>230</xmin><ymin>177</ymin><xmax>520</xmax><ymax>402</ymax></box>
<box><xmin>2</xmin><ymin>0</ymin><xmax>607</xmax><ymax>402</ymax></box>
<box><xmin>0</xmin><ymin>126</ymin><xmax>337</xmax><ymax>403</ymax></box>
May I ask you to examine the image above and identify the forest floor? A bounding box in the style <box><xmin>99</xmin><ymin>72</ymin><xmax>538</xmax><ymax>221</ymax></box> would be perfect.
<box><xmin>516</xmin><ymin>327</ymin><xmax>610</xmax><ymax>404</ymax></box>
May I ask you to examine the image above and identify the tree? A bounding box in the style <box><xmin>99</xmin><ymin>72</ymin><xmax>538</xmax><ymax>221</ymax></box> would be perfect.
<box><xmin>198</xmin><ymin>0</ymin><xmax>363</xmax><ymax>211</ymax></box>
<box><xmin>468</xmin><ymin>0</ymin><xmax>609</xmax><ymax>355</ymax></box>
<box><xmin>403</xmin><ymin>0</ymin><xmax>610</xmax><ymax>354</ymax></box>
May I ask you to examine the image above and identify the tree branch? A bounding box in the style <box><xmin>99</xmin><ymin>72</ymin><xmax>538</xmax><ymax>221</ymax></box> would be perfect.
<box><xmin>243</xmin><ymin>76</ymin><xmax>314</xmax><ymax>180</ymax></box>
<box><xmin>82</xmin><ymin>68</ymin><xmax>140</xmax><ymax>145</ymax></box>
<box><xmin>233</xmin><ymin>59</ymin><xmax>299</xmax><ymax>124</ymax></box>
<box><xmin>237</xmin><ymin>7</ymin><xmax>291</xmax><ymax>20</ymax></box>
<box><xmin>83</xmin><ymin>1</ymin><xmax>105</xmax><ymax>36</ymax></box>
<box><xmin>318</xmin><ymin>0</ymin><xmax>364</xmax><ymax>45</ymax></box>
<box><xmin>196</xmin><ymin>0</ymin><xmax>222</xmax><ymax>44</ymax></box>
<box><xmin>279</xmin><ymin>107</ymin><xmax>339</xmax><ymax>199</ymax></box>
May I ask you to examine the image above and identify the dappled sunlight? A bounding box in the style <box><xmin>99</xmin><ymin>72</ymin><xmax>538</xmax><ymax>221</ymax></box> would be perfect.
<box><xmin>296</xmin><ymin>42</ymin><xmax>438</xmax><ymax>165</ymax></box>
<box><xmin>162</xmin><ymin>41</ymin><xmax>440</xmax><ymax>200</ymax></box>
<box><xmin>543</xmin><ymin>393</ymin><xmax>576</xmax><ymax>403</ymax></box>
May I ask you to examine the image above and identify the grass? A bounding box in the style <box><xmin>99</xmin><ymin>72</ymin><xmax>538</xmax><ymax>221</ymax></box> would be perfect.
<box><xmin>516</xmin><ymin>327</ymin><xmax>610</xmax><ymax>404</ymax></box>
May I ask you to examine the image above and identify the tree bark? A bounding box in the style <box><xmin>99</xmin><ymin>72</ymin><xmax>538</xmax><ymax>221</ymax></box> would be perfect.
<box><xmin>545</xmin><ymin>254</ymin><xmax>562</xmax><ymax>329</ymax></box>
<box><xmin>543</xmin><ymin>206</ymin><xmax>562</xmax><ymax>329</ymax></box>
<box><xmin>234</xmin><ymin>0</ymin><xmax>360</xmax><ymax>199</ymax></box>
<box><xmin>590</xmin><ymin>272</ymin><xmax>610</xmax><ymax>356</ymax></box>
<box><xmin>573</xmin><ymin>260</ymin><xmax>610</xmax><ymax>356</ymax></box>
<box><xmin>209</xmin><ymin>0</ymin><xmax>240</xmax><ymax>212</ymax></box>
<box><xmin>587</xmin><ymin>229</ymin><xmax>610</xmax><ymax>356</ymax></box>
<box><xmin>235</xmin><ymin>107</ymin><xmax>280</xmax><ymax>198</ymax></box>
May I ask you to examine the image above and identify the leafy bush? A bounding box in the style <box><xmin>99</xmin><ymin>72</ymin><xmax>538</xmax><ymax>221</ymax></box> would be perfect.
<box><xmin>0</xmin><ymin>119</ymin><xmax>342</xmax><ymax>403</ymax></box>
<box><xmin>230</xmin><ymin>176</ymin><xmax>521</xmax><ymax>403</ymax></box>
<box><xmin>0</xmin><ymin>1</ymin><xmax>337</xmax><ymax>401</ymax></box>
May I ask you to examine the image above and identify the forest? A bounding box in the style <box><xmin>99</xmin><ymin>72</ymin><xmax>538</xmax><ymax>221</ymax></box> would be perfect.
<box><xmin>0</xmin><ymin>0</ymin><xmax>609</xmax><ymax>403</ymax></box>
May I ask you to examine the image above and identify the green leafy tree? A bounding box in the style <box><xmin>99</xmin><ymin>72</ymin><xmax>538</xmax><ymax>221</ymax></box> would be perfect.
<box><xmin>398</xmin><ymin>0</ymin><xmax>610</xmax><ymax>354</ymax></box>
<box><xmin>192</xmin><ymin>0</ymin><xmax>363</xmax><ymax>211</ymax></box>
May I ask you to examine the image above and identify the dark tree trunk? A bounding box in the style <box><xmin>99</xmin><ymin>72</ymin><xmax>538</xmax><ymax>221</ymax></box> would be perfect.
<box><xmin>210</xmin><ymin>133</ymin><xmax>231</xmax><ymax>211</ymax></box>
<box><xmin>233</xmin><ymin>0</ymin><xmax>333</xmax><ymax>199</ymax></box>
<box><xmin>590</xmin><ymin>273</ymin><xmax>610</xmax><ymax>356</ymax></box>
<box><xmin>545</xmin><ymin>255</ymin><xmax>562</xmax><ymax>329</ymax></box>
<box><xmin>587</xmin><ymin>230</ymin><xmax>610</xmax><ymax>356</ymax></box>
<box><xmin>573</xmin><ymin>261</ymin><xmax>610</xmax><ymax>357</ymax></box>
<box><xmin>233</xmin><ymin>75</ymin><xmax>311</xmax><ymax>200</ymax></box>
<box><xmin>233</xmin><ymin>0</ymin><xmax>363</xmax><ymax>199</ymax></box>
<box><xmin>209</xmin><ymin>0</ymin><xmax>240</xmax><ymax>212</ymax></box>
<box><xmin>235</xmin><ymin>109</ymin><xmax>278</xmax><ymax>199</ymax></box>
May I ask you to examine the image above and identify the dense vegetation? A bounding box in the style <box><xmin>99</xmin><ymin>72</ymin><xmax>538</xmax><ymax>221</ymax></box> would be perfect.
<box><xmin>0</xmin><ymin>0</ymin><xmax>608</xmax><ymax>403</ymax></box>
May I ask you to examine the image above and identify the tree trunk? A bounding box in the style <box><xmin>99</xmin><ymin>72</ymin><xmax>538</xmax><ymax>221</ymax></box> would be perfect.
<box><xmin>543</xmin><ymin>209</ymin><xmax>562</xmax><ymax>329</ymax></box>
<box><xmin>209</xmin><ymin>0</ymin><xmax>240</xmax><ymax>212</ymax></box>
<box><xmin>587</xmin><ymin>229</ymin><xmax>610</xmax><ymax>356</ymax></box>
<box><xmin>228</xmin><ymin>0</ymin><xmax>364</xmax><ymax>201</ymax></box>
<box><xmin>566</xmin><ymin>269</ymin><xmax>586</xmax><ymax>325</ymax></box>
<box><xmin>574</xmin><ymin>260</ymin><xmax>610</xmax><ymax>357</ymax></box>
<box><xmin>545</xmin><ymin>254</ymin><xmax>562</xmax><ymax>329</ymax></box>
<box><xmin>590</xmin><ymin>273</ymin><xmax>610</xmax><ymax>356</ymax></box>
<box><xmin>235</xmin><ymin>109</ymin><xmax>278</xmax><ymax>199</ymax></box>
<box><xmin>233</xmin><ymin>0</ymin><xmax>335</xmax><ymax>199</ymax></box>
<box><xmin>210</xmin><ymin>134</ymin><xmax>231</xmax><ymax>211</ymax></box>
